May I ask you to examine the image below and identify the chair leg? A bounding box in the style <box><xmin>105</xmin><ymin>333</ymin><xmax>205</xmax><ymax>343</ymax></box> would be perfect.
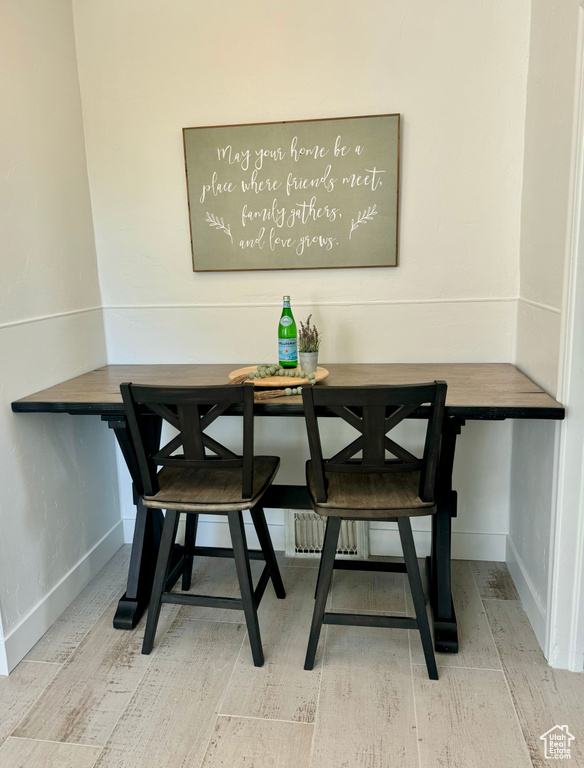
<box><xmin>250</xmin><ymin>505</ymin><xmax>286</xmax><ymax>599</ymax></box>
<box><xmin>228</xmin><ymin>510</ymin><xmax>264</xmax><ymax>667</ymax></box>
<box><xmin>304</xmin><ymin>516</ymin><xmax>341</xmax><ymax>671</ymax></box>
<box><xmin>181</xmin><ymin>513</ymin><xmax>199</xmax><ymax>591</ymax></box>
<box><xmin>142</xmin><ymin>509</ymin><xmax>180</xmax><ymax>655</ymax></box>
<box><xmin>313</xmin><ymin>537</ymin><xmax>326</xmax><ymax>599</ymax></box>
<box><xmin>398</xmin><ymin>517</ymin><xmax>438</xmax><ymax>680</ymax></box>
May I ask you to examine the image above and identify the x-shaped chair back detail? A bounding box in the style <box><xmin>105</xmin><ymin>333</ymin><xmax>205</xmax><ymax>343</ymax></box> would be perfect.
<box><xmin>302</xmin><ymin>381</ymin><xmax>448</xmax><ymax>504</ymax></box>
<box><xmin>120</xmin><ymin>382</ymin><xmax>255</xmax><ymax>500</ymax></box>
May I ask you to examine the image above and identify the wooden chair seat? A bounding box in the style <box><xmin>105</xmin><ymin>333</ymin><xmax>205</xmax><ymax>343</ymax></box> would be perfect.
<box><xmin>306</xmin><ymin>461</ymin><xmax>436</xmax><ymax>519</ymax></box>
<box><xmin>143</xmin><ymin>456</ymin><xmax>280</xmax><ymax>512</ymax></box>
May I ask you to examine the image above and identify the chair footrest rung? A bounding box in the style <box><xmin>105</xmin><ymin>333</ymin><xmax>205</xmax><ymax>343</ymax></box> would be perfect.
<box><xmin>323</xmin><ymin>612</ymin><xmax>418</xmax><ymax>630</ymax></box>
<box><xmin>192</xmin><ymin>546</ymin><xmax>265</xmax><ymax>561</ymax></box>
<box><xmin>333</xmin><ymin>559</ymin><xmax>407</xmax><ymax>573</ymax></box>
<box><xmin>161</xmin><ymin>593</ymin><xmax>244</xmax><ymax>610</ymax></box>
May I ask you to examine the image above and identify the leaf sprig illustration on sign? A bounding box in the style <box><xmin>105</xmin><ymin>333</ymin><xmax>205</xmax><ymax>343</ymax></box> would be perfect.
<box><xmin>184</xmin><ymin>115</ymin><xmax>400</xmax><ymax>271</ymax></box>
<box><xmin>349</xmin><ymin>204</ymin><xmax>378</xmax><ymax>239</ymax></box>
<box><xmin>205</xmin><ymin>212</ymin><xmax>233</xmax><ymax>243</ymax></box>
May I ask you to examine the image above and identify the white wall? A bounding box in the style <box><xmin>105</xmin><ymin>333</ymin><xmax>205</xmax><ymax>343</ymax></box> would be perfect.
<box><xmin>3</xmin><ymin>0</ymin><xmax>579</xmax><ymax>673</ymax></box>
<box><xmin>0</xmin><ymin>0</ymin><xmax>123</xmax><ymax>673</ymax></box>
<box><xmin>73</xmin><ymin>0</ymin><xmax>528</xmax><ymax>312</ymax></box>
<box><xmin>509</xmin><ymin>0</ymin><xmax>581</xmax><ymax>650</ymax></box>
<box><xmin>73</xmin><ymin>0</ymin><xmax>529</xmax><ymax>560</ymax></box>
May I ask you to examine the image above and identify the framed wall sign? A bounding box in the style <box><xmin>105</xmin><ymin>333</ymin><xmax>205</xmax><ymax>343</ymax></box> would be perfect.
<box><xmin>183</xmin><ymin>114</ymin><xmax>400</xmax><ymax>272</ymax></box>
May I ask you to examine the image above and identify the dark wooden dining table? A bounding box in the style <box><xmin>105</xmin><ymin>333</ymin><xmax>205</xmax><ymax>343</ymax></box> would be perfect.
<box><xmin>12</xmin><ymin>362</ymin><xmax>564</xmax><ymax>653</ymax></box>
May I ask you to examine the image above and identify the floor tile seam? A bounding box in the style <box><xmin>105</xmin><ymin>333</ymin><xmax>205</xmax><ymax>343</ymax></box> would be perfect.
<box><xmin>19</xmin><ymin>659</ymin><xmax>62</xmax><ymax>668</ymax></box>
<box><xmin>481</xmin><ymin>598</ymin><xmax>556</xmax><ymax>670</ymax></box>
<box><xmin>6</xmin><ymin>734</ymin><xmax>102</xmax><ymax>750</ymax></box>
<box><xmin>6</xmin><ymin>660</ymin><xmax>65</xmax><ymax>743</ymax></box>
<box><xmin>482</xmin><ymin>597</ymin><xmax>522</xmax><ymax>604</ymax></box>
<box><xmin>410</xmin><ymin>662</ymin><xmax>505</xmax><ymax>673</ymax></box>
<box><xmin>307</xmin><ymin>569</ymin><xmax>333</xmax><ymax>767</ymax></box>
<box><xmin>467</xmin><ymin>560</ymin><xmax>487</xmax><ymax>601</ymax></box>
<box><xmin>59</xmin><ymin>555</ymin><xmax>131</xmax><ymax>622</ymax></box>
<box><xmin>408</xmin><ymin>623</ymin><xmax>423</xmax><ymax>768</ymax></box>
<box><xmin>216</xmin><ymin>712</ymin><xmax>315</xmax><ymax>727</ymax></box>
<box><xmin>307</xmin><ymin>625</ymin><xmax>326</xmax><ymax>768</ymax></box>
<box><xmin>205</xmin><ymin>622</ymin><xmax>249</xmax><ymax>762</ymax></box>
<box><xmin>23</xmin><ymin>608</ymin><xmax>119</xmax><ymax>667</ymax></box>
<box><xmin>330</xmin><ymin>563</ymin><xmax>408</xmax><ymax>615</ymax></box>
<box><xmin>61</xmin><ymin>658</ymin><xmax>154</xmax><ymax>752</ymax></box>
<box><xmin>167</xmin><ymin>623</ymin><xmax>249</xmax><ymax>768</ymax></box>
<box><xmin>463</xmin><ymin>559</ymin><xmax>504</xmax><ymax>672</ymax></box>
<box><xmin>406</xmin><ymin>571</ymin><xmax>423</xmax><ymax>768</ymax></box>
<box><xmin>25</xmin><ymin>647</ymin><xmax>77</xmax><ymax>668</ymax></box>
<box><xmin>180</xmin><ymin>713</ymin><xmax>220</xmax><ymax>768</ymax></box>
<box><xmin>467</xmin><ymin>561</ymin><xmax>521</xmax><ymax>604</ymax></box>
<box><xmin>178</xmin><ymin>616</ymin><xmax>246</xmax><ymax>626</ymax></box>
<box><xmin>327</xmin><ymin>608</ymin><xmax>408</xmax><ymax>616</ymax></box>
<box><xmin>22</xmin><ymin>577</ymin><xmax>129</xmax><ymax>666</ymax></box>
<box><xmin>9</xmin><ymin>582</ymin><xmax>129</xmax><ymax>743</ymax></box>
<box><xmin>30</xmin><ymin>592</ymin><xmax>143</xmax><ymax>674</ymax></box>
<box><xmin>7</xmin><ymin>556</ymin><xmax>132</xmax><ymax>749</ymax></box>
<box><xmin>480</xmin><ymin>594</ymin><xmax>535</xmax><ymax>767</ymax></box>
<box><xmin>56</xmin><ymin>608</ymin><xmax>180</xmax><ymax>755</ymax></box>
<box><xmin>55</xmin><ymin>606</ymin><xmax>238</xmax><ymax>758</ymax></box>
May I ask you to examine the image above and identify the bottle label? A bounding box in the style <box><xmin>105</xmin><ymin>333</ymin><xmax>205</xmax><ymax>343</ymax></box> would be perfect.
<box><xmin>280</xmin><ymin>316</ymin><xmax>293</xmax><ymax>327</ymax></box>
<box><xmin>279</xmin><ymin>338</ymin><xmax>298</xmax><ymax>362</ymax></box>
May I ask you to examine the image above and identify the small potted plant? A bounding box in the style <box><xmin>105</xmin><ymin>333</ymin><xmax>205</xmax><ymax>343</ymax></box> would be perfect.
<box><xmin>298</xmin><ymin>315</ymin><xmax>321</xmax><ymax>373</ymax></box>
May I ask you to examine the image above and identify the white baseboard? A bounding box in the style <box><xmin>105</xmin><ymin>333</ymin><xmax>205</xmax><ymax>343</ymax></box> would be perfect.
<box><xmin>123</xmin><ymin>515</ymin><xmax>505</xmax><ymax>561</ymax></box>
<box><xmin>123</xmin><ymin>515</ymin><xmax>286</xmax><ymax>552</ymax></box>
<box><xmin>506</xmin><ymin>535</ymin><xmax>547</xmax><ymax>653</ymax></box>
<box><xmin>0</xmin><ymin>522</ymin><xmax>124</xmax><ymax>676</ymax></box>
<box><xmin>369</xmin><ymin>527</ymin><xmax>507</xmax><ymax>561</ymax></box>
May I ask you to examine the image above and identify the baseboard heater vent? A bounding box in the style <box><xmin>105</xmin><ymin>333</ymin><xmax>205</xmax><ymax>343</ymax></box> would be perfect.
<box><xmin>285</xmin><ymin>512</ymin><xmax>369</xmax><ymax>558</ymax></box>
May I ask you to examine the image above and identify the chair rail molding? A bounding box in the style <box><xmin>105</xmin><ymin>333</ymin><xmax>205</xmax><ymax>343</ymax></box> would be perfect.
<box><xmin>103</xmin><ymin>296</ymin><xmax>517</xmax><ymax>312</ymax></box>
<box><xmin>0</xmin><ymin>306</ymin><xmax>102</xmax><ymax>332</ymax></box>
<box><xmin>517</xmin><ymin>296</ymin><xmax>561</xmax><ymax>315</ymax></box>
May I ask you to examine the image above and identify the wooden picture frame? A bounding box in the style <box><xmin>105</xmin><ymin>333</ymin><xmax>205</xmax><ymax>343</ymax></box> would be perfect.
<box><xmin>183</xmin><ymin>114</ymin><xmax>400</xmax><ymax>272</ymax></box>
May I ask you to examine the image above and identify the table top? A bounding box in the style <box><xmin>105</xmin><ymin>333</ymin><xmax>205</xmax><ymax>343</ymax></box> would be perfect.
<box><xmin>11</xmin><ymin>363</ymin><xmax>564</xmax><ymax>421</ymax></box>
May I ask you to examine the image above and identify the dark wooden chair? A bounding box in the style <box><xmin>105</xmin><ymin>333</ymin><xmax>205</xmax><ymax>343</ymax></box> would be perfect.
<box><xmin>301</xmin><ymin>381</ymin><xmax>447</xmax><ymax>680</ymax></box>
<box><xmin>120</xmin><ymin>382</ymin><xmax>286</xmax><ymax>667</ymax></box>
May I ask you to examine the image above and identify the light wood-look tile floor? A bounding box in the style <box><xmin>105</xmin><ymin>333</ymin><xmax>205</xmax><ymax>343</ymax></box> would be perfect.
<box><xmin>1</xmin><ymin>547</ymin><xmax>583</xmax><ymax>767</ymax></box>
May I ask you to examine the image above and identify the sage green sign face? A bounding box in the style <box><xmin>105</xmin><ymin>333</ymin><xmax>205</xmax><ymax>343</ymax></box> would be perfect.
<box><xmin>183</xmin><ymin>114</ymin><xmax>400</xmax><ymax>272</ymax></box>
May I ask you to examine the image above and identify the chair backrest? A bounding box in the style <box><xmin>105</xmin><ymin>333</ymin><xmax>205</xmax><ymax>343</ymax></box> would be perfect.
<box><xmin>302</xmin><ymin>381</ymin><xmax>447</xmax><ymax>504</ymax></box>
<box><xmin>120</xmin><ymin>383</ymin><xmax>255</xmax><ymax>499</ymax></box>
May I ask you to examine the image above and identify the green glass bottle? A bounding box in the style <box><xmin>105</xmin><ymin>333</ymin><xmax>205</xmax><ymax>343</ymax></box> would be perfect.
<box><xmin>278</xmin><ymin>295</ymin><xmax>298</xmax><ymax>368</ymax></box>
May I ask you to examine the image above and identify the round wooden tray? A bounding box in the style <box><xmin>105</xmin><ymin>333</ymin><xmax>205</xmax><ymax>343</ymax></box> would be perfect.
<box><xmin>229</xmin><ymin>365</ymin><xmax>329</xmax><ymax>387</ymax></box>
